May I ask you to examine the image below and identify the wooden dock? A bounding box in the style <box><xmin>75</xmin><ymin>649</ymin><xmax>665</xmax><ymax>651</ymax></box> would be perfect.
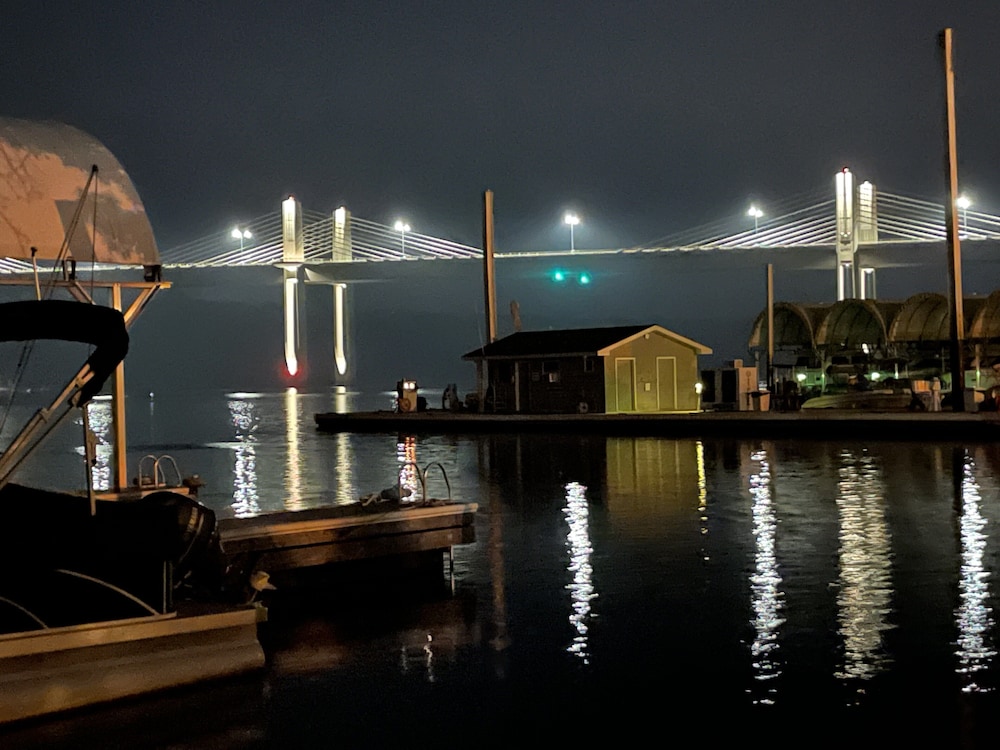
<box><xmin>314</xmin><ymin>408</ymin><xmax>1000</xmax><ymax>441</ymax></box>
<box><xmin>217</xmin><ymin>500</ymin><xmax>479</xmax><ymax>584</ymax></box>
<box><xmin>0</xmin><ymin>603</ymin><xmax>265</xmax><ymax>725</ymax></box>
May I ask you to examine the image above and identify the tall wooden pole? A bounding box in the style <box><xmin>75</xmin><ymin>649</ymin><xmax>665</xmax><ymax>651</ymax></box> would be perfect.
<box><xmin>766</xmin><ymin>263</ymin><xmax>774</xmax><ymax>396</ymax></box>
<box><xmin>482</xmin><ymin>190</ymin><xmax>497</xmax><ymax>344</ymax></box>
<box><xmin>941</xmin><ymin>28</ymin><xmax>966</xmax><ymax>411</ymax></box>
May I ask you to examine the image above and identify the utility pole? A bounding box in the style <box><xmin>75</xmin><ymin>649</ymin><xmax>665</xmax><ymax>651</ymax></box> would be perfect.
<box><xmin>941</xmin><ymin>28</ymin><xmax>966</xmax><ymax>412</ymax></box>
<box><xmin>483</xmin><ymin>190</ymin><xmax>497</xmax><ymax>344</ymax></box>
<box><xmin>766</xmin><ymin>263</ymin><xmax>774</xmax><ymax>397</ymax></box>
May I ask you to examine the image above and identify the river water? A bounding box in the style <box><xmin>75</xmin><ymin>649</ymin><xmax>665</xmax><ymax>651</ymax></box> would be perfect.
<box><xmin>5</xmin><ymin>385</ymin><xmax>1000</xmax><ymax>748</ymax></box>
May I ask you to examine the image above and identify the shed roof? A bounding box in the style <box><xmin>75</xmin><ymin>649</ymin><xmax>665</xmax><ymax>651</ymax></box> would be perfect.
<box><xmin>462</xmin><ymin>325</ymin><xmax>712</xmax><ymax>360</ymax></box>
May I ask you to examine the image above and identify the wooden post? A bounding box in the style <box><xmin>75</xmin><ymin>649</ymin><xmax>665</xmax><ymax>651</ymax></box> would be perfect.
<box><xmin>941</xmin><ymin>28</ymin><xmax>966</xmax><ymax>411</ymax></box>
<box><xmin>111</xmin><ymin>282</ymin><xmax>128</xmax><ymax>491</ymax></box>
<box><xmin>482</xmin><ymin>190</ymin><xmax>497</xmax><ymax>344</ymax></box>
<box><xmin>766</xmin><ymin>263</ymin><xmax>774</xmax><ymax>397</ymax></box>
<box><xmin>480</xmin><ymin>191</ymin><xmax>498</xmax><ymax>412</ymax></box>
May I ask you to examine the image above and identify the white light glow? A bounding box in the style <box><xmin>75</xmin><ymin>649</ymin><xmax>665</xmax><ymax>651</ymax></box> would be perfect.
<box><xmin>284</xmin><ymin>276</ymin><xmax>299</xmax><ymax>377</ymax></box>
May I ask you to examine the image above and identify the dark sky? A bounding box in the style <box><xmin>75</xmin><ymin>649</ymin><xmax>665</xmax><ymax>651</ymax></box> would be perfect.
<box><xmin>4</xmin><ymin>2</ymin><xmax>1000</xmax><ymax>253</ymax></box>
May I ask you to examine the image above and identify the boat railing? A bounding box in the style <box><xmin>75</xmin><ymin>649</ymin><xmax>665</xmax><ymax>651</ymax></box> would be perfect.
<box><xmin>135</xmin><ymin>454</ymin><xmax>183</xmax><ymax>489</ymax></box>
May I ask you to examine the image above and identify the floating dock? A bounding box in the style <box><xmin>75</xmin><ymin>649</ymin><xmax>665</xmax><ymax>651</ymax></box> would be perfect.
<box><xmin>0</xmin><ymin>603</ymin><xmax>265</xmax><ymax>725</ymax></box>
<box><xmin>217</xmin><ymin>500</ymin><xmax>479</xmax><ymax>585</ymax></box>
<box><xmin>0</xmin><ymin>498</ymin><xmax>478</xmax><ymax>727</ymax></box>
<box><xmin>315</xmin><ymin>408</ymin><xmax>1000</xmax><ymax>441</ymax></box>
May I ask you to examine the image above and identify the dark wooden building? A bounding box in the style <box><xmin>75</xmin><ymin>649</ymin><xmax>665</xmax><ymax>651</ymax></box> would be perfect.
<box><xmin>462</xmin><ymin>325</ymin><xmax>712</xmax><ymax>414</ymax></box>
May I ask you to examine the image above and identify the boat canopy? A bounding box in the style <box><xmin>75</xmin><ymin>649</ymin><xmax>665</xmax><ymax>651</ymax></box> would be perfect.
<box><xmin>0</xmin><ymin>300</ymin><xmax>128</xmax><ymax>404</ymax></box>
<box><xmin>0</xmin><ymin>117</ymin><xmax>160</xmax><ymax>267</ymax></box>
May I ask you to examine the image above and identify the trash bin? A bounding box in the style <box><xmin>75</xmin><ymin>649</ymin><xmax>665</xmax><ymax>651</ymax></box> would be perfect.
<box><xmin>750</xmin><ymin>391</ymin><xmax>770</xmax><ymax>411</ymax></box>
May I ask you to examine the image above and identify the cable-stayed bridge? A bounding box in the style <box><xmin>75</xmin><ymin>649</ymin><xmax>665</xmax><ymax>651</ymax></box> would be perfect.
<box><xmin>5</xmin><ymin>168</ymin><xmax>997</xmax><ymax>387</ymax></box>
<box><xmin>151</xmin><ymin>181</ymin><xmax>1000</xmax><ymax>269</ymax></box>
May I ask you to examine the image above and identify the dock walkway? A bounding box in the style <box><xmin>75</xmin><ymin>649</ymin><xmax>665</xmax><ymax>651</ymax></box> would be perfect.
<box><xmin>217</xmin><ymin>500</ymin><xmax>478</xmax><ymax>584</ymax></box>
<box><xmin>314</xmin><ymin>408</ymin><xmax>1000</xmax><ymax>441</ymax></box>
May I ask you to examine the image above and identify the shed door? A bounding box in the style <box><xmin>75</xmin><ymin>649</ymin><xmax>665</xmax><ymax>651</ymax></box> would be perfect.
<box><xmin>615</xmin><ymin>358</ymin><xmax>636</xmax><ymax>412</ymax></box>
<box><xmin>657</xmin><ymin>356</ymin><xmax>677</xmax><ymax>411</ymax></box>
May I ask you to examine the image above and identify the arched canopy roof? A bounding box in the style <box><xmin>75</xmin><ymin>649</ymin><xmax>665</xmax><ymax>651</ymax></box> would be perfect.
<box><xmin>815</xmin><ymin>299</ymin><xmax>887</xmax><ymax>349</ymax></box>
<box><xmin>747</xmin><ymin>302</ymin><xmax>820</xmax><ymax>350</ymax></box>
<box><xmin>887</xmin><ymin>292</ymin><xmax>949</xmax><ymax>342</ymax></box>
<box><xmin>967</xmin><ymin>291</ymin><xmax>1000</xmax><ymax>340</ymax></box>
<box><xmin>0</xmin><ymin>117</ymin><xmax>159</xmax><ymax>266</ymax></box>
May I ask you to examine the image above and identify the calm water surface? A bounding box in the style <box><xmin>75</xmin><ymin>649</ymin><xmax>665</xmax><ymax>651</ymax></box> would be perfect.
<box><xmin>5</xmin><ymin>386</ymin><xmax>1000</xmax><ymax>748</ymax></box>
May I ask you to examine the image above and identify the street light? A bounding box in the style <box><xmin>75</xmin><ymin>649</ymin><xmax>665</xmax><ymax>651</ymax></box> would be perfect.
<box><xmin>957</xmin><ymin>195</ymin><xmax>971</xmax><ymax>237</ymax></box>
<box><xmin>394</xmin><ymin>220</ymin><xmax>410</xmax><ymax>257</ymax></box>
<box><xmin>230</xmin><ymin>226</ymin><xmax>252</xmax><ymax>258</ymax></box>
<box><xmin>564</xmin><ymin>212</ymin><xmax>580</xmax><ymax>252</ymax></box>
<box><xmin>747</xmin><ymin>205</ymin><xmax>763</xmax><ymax>234</ymax></box>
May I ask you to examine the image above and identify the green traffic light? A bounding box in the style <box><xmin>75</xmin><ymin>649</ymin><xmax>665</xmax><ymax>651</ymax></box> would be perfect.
<box><xmin>553</xmin><ymin>270</ymin><xmax>566</xmax><ymax>282</ymax></box>
<box><xmin>578</xmin><ymin>273</ymin><xmax>591</xmax><ymax>285</ymax></box>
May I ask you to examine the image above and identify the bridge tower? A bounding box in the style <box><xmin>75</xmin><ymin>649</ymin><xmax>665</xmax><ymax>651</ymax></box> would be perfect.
<box><xmin>278</xmin><ymin>195</ymin><xmax>305</xmax><ymax>377</ymax></box>
<box><xmin>835</xmin><ymin>168</ymin><xmax>879</xmax><ymax>300</ymax></box>
<box><xmin>330</xmin><ymin>206</ymin><xmax>352</xmax><ymax>379</ymax></box>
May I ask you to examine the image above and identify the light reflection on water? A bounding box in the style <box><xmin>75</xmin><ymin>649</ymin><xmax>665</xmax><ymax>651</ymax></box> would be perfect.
<box><xmin>956</xmin><ymin>450</ymin><xmax>996</xmax><ymax>693</ymax></box>
<box><xmin>283</xmin><ymin>387</ymin><xmax>305</xmax><ymax>511</ymax></box>
<box><xmin>834</xmin><ymin>448</ymin><xmax>893</xmax><ymax>690</ymax></box>
<box><xmin>9</xmin><ymin>390</ymin><xmax>1000</xmax><ymax>746</ymax></box>
<box><xmin>748</xmin><ymin>447</ymin><xmax>783</xmax><ymax>704</ymax></box>
<box><xmin>83</xmin><ymin>399</ymin><xmax>112</xmax><ymax>491</ymax></box>
<box><xmin>564</xmin><ymin>480</ymin><xmax>595</xmax><ymax>664</ymax></box>
<box><xmin>227</xmin><ymin>395</ymin><xmax>260</xmax><ymax>518</ymax></box>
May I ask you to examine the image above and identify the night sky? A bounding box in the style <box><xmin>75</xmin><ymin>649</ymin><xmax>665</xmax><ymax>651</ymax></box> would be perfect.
<box><xmin>5</xmin><ymin>2</ymin><xmax>1000</xmax><ymax>254</ymax></box>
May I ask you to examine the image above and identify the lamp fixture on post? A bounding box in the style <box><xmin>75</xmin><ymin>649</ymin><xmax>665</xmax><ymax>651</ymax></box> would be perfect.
<box><xmin>394</xmin><ymin>220</ymin><xmax>410</xmax><ymax>257</ymax></box>
<box><xmin>747</xmin><ymin>205</ymin><xmax>763</xmax><ymax>234</ymax></box>
<box><xmin>957</xmin><ymin>194</ymin><xmax>971</xmax><ymax>237</ymax></box>
<box><xmin>564</xmin><ymin>212</ymin><xmax>580</xmax><ymax>252</ymax></box>
<box><xmin>231</xmin><ymin>226</ymin><xmax>252</xmax><ymax>260</ymax></box>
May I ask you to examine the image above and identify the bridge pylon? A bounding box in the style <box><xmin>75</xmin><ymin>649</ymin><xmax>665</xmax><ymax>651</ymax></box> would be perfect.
<box><xmin>835</xmin><ymin>168</ymin><xmax>879</xmax><ymax>301</ymax></box>
<box><xmin>279</xmin><ymin>195</ymin><xmax>305</xmax><ymax>378</ymax></box>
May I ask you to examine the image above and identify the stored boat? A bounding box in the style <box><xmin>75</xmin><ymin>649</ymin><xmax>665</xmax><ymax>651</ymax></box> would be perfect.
<box><xmin>0</xmin><ymin>117</ymin><xmax>263</xmax><ymax>724</ymax></box>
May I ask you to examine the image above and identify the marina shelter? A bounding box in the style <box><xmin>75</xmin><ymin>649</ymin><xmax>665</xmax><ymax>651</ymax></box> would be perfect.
<box><xmin>462</xmin><ymin>324</ymin><xmax>712</xmax><ymax>414</ymax></box>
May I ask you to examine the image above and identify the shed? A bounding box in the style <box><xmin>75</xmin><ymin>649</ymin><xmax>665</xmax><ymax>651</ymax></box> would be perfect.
<box><xmin>462</xmin><ymin>325</ymin><xmax>713</xmax><ymax>414</ymax></box>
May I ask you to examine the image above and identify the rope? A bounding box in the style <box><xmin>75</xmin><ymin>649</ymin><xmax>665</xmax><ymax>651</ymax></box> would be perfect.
<box><xmin>0</xmin><ymin>166</ymin><xmax>99</xmax><ymax>439</ymax></box>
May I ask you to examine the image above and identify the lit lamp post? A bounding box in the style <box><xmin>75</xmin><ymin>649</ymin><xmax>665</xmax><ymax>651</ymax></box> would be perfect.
<box><xmin>748</xmin><ymin>205</ymin><xmax>763</xmax><ymax>234</ymax></box>
<box><xmin>564</xmin><ymin>212</ymin><xmax>580</xmax><ymax>252</ymax></box>
<box><xmin>957</xmin><ymin>195</ymin><xmax>971</xmax><ymax>237</ymax></box>
<box><xmin>394</xmin><ymin>220</ymin><xmax>410</xmax><ymax>257</ymax></box>
<box><xmin>231</xmin><ymin>226</ymin><xmax>252</xmax><ymax>259</ymax></box>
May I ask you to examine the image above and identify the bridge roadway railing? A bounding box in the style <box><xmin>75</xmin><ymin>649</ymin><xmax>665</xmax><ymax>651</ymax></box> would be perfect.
<box><xmin>4</xmin><ymin>184</ymin><xmax>1000</xmax><ymax>274</ymax></box>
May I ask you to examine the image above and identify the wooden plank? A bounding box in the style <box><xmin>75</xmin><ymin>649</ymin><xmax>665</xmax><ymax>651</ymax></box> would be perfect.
<box><xmin>0</xmin><ymin>605</ymin><xmax>265</xmax><ymax>724</ymax></box>
<box><xmin>247</xmin><ymin>526</ymin><xmax>473</xmax><ymax>572</ymax></box>
<box><xmin>218</xmin><ymin>503</ymin><xmax>477</xmax><ymax>551</ymax></box>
